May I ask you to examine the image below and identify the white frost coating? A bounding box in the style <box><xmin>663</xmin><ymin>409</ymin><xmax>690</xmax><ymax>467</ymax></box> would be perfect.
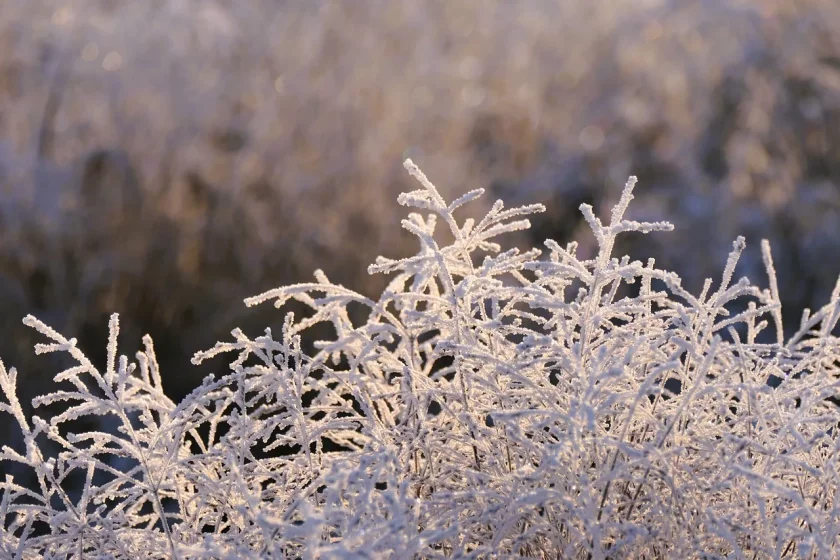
<box><xmin>1</xmin><ymin>161</ymin><xmax>840</xmax><ymax>558</ymax></box>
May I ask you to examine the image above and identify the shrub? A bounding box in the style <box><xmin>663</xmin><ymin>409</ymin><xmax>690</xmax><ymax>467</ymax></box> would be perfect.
<box><xmin>4</xmin><ymin>1</ymin><xmax>840</xmax><ymax>485</ymax></box>
<box><xmin>2</xmin><ymin>160</ymin><xmax>840</xmax><ymax>558</ymax></box>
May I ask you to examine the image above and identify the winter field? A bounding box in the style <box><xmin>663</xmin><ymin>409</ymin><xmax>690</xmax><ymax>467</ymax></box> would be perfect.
<box><xmin>1</xmin><ymin>0</ymin><xmax>840</xmax><ymax>557</ymax></box>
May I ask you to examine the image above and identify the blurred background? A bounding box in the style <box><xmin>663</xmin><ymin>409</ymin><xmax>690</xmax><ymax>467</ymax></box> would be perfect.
<box><xmin>1</xmin><ymin>0</ymin><xmax>840</xmax><ymax>453</ymax></box>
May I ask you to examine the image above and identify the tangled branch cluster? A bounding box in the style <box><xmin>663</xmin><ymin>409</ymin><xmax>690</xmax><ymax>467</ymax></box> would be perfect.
<box><xmin>2</xmin><ymin>161</ymin><xmax>840</xmax><ymax>558</ymax></box>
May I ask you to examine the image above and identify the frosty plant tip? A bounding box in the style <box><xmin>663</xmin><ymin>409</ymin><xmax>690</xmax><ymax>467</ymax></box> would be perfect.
<box><xmin>2</xmin><ymin>158</ymin><xmax>840</xmax><ymax>558</ymax></box>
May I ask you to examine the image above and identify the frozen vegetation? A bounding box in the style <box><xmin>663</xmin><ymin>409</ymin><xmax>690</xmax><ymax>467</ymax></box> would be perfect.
<box><xmin>2</xmin><ymin>161</ymin><xmax>840</xmax><ymax>558</ymax></box>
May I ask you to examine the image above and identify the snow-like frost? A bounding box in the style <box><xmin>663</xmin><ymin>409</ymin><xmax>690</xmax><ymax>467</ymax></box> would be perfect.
<box><xmin>2</xmin><ymin>160</ymin><xmax>840</xmax><ymax>558</ymax></box>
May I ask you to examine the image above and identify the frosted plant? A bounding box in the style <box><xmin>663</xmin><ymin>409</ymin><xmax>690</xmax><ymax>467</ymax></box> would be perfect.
<box><xmin>4</xmin><ymin>0</ymin><xmax>840</xmax><ymax>480</ymax></box>
<box><xmin>2</xmin><ymin>160</ymin><xmax>840</xmax><ymax>558</ymax></box>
